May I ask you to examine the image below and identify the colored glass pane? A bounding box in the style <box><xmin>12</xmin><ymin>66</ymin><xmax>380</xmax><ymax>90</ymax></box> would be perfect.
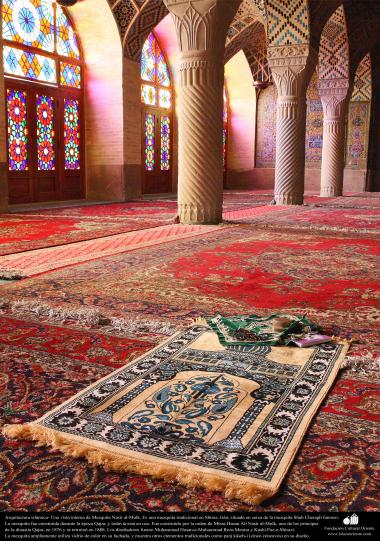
<box><xmin>141</xmin><ymin>32</ymin><xmax>170</xmax><ymax>88</ymax></box>
<box><xmin>158</xmin><ymin>88</ymin><xmax>171</xmax><ymax>109</ymax></box>
<box><xmin>141</xmin><ymin>84</ymin><xmax>156</xmax><ymax>106</ymax></box>
<box><xmin>2</xmin><ymin>0</ymin><xmax>55</xmax><ymax>52</ymax></box>
<box><xmin>141</xmin><ymin>33</ymin><xmax>156</xmax><ymax>83</ymax></box>
<box><xmin>156</xmin><ymin>50</ymin><xmax>170</xmax><ymax>87</ymax></box>
<box><xmin>7</xmin><ymin>88</ymin><xmax>28</xmax><ymax>171</ymax></box>
<box><xmin>36</xmin><ymin>94</ymin><xmax>55</xmax><ymax>170</ymax></box>
<box><xmin>3</xmin><ymin>45</ymin><xmax>56</xmax><ymax>83</ymax></box>
<box><xmin>60</xmin><ymin>61</ymin><xmax>81</xmax><ymax>88</ymax></box>
<box><xmin>55</xmin><ymin>4</ymin><xmax>80</xmax><ymax>59</ymax></box>
<box><xmin>160</xmin><ymin>116</ymin><xmax>170</xmax><ymax>171</ymax></box>
<box><xmin>64</xmin><ymin>98</ymin><xmax>80</xmax><ymax>170</ymax></box>
<box><xmin>145</xmin><ymin>113</ymin><xmax>155</xmax><ymax>171</ymax></box>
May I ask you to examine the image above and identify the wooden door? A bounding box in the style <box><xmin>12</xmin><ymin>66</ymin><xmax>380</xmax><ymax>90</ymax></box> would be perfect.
<box><xmin>142</xmin><ymin>108</ymin><xmax>172</xmax><ymax>194</ymax></box>
<box><xmin>6</xmin><ymin>80</ymin><xmax>84</xmax><ymax>204</ymax></box>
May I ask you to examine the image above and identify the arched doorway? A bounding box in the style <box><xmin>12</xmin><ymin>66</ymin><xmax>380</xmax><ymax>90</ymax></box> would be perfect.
<box><xmin>2</xmin><ymin>0</ymin><xmax>84</xmax><ymax>204</ymax></box>
<box><xmin>140</xmin><ymin>32</ymin><xmax>172</xmax><ymax>194</ymax></box>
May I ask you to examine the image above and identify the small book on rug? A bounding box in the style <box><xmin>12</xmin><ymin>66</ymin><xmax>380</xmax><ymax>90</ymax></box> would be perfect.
<box><xmin>289</xmin><ymin>334</ymin><xmax>332</xmax><ymax>347</ymax></box>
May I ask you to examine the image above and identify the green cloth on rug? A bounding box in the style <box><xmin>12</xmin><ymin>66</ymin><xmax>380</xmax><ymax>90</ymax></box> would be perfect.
<box><xmin>206</xmin><ymin>313</ymin><xmax>319</xmax><ymax>349</ymax></box>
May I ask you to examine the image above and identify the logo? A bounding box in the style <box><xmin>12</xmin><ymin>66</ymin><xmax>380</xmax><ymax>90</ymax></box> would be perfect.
<box><xmin>343</xmin><ymin>513</ymin><xmax>359</xmax><ymax>526</ymax></box>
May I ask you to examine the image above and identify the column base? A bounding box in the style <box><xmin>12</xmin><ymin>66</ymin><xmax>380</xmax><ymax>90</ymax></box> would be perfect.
<box><xmin>320</xmin><ymin>187</ymin><xmax>342</xmax><ymax>197</ymax></box>
<box><xmin>178</xmin><ymin>202</ymin><xmax>222</xmax><ymax>225</ymax></box>
<box><xmin>274</xmin><ymin>193</ymin><xmax>304</xmax><ymax>205</ymax></box>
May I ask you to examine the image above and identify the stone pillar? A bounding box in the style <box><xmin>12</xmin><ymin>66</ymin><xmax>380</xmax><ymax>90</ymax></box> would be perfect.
<box><xmin>319</xmin><ymin>81</ymin><xmax>349</xmax><ymax>197</ymax></box>
<box><xmin>268</xmin><ymin>45</ymin><xmax>312</xmax><ymax>205</ymax></box>
<box><xmin>164</xmin><ymin>0</ymin><xmax>240</xmax><ymax>224</ymax></box>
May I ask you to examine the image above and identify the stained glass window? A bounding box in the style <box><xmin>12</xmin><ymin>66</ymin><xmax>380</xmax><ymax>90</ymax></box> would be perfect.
<box><xmin>160</xmin><ymin>116</ymin><xmax>170</xmax><ymax>171</ymax></box>
<box><xmin>60</xmin><ymin>61</ymin><xmax>81</xmax><ymax>88</ymax></box>
<box><xmin>141</xmin><ymin>32</ymin><xmax>171</xmax><ymax>108</ymax></box>
<box><xmin>141</xmin><ymin>84</ymin><xmax>156</xmax><ymax>106</ymax></box>
<box><xmin>3</xmin><ymin>45</ymin><xmax>56</xmax><ymax>83</ymax></box>
<box><xmin>141</xmin><ymin>33</ymin><xmax>172</xmax><ymax>176</ymax></box>
<box><xmin>55</xmin><ymin>4</ymin><xmax>80</xmax><ymax>59</ymax></box>
<box><xmin>145</xmin><ymin>114</ymin><xmax>155</xmax><ymax>171</ymax></box>
<box><xmin>2</xmin><ymin>0</ymin><xmax>55</xmax><ymax>52</ymax></box>
<box><xmin>2</xmin><ymin>1</ymin><xmax>81</xmax><ymax>85</ymax></box>
<box><xmin>156</xmin><ymin>50</ymin><xmax>170</xmax><ymax>88</ymax></box>
<box><xmin>159</xmin><ymin>89</ymin><xmax>171</xmax><ymax>109</ymax></box>
<box><xmin>36</xmin><ymin>94</ymin><xmax>55</xmax><ymax>170</ymax></box>
<box><xmin>64</xmin><ymin>98</ymin><xmax>80</xmax><ymax>170</ymax></box>
<box><xmin>7</xmin><ymin>88</ymin><xmax>28</xmax><ymax>171</ymax></box>
<box><xmin>141</xmin><ymin>33</ymin><xmax>156</xmax><ymax>83</ymax></box>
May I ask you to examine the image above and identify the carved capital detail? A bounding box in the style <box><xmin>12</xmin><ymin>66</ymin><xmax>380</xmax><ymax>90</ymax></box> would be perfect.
<box><xmin>164</xmin><ymin>0</ymin><xmax>240</xmax><ymax>58</ymax></box>
<box><xmin>270</xmin><ymin>65</ymin><xmax>307</xmax><ymax>98</ymax></box>
<box><xmin>320</xmin><ymin>92</ymin><xmax>348</xmax><ymax>120</ymax></box>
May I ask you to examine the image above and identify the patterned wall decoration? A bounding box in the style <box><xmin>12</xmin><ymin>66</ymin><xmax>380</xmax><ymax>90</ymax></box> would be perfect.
<box><xmin>123</xmin><ymin>0</ymin><xmax>168</xmax><ymax>60</ymax></box>
<box><xmin>225</xmin><ymin>21</ymin><xmax>264</xmax><ymax>64</ymax></box>
<box><xmin>351</xmin><ymin>53</ymin><xmax>372</xmax><ymax>102</ymax></box>
<box><xmin>319</xmin><ymin>5</ymin><xmax>349</xmax><ymax>80</ymax></box>
<box><xmin>112</xmin><ymin>0</ymin><xmax>138</xmax><ymax>38</ymax></box>
<box><xmin>226</xmin><ymin>0</ymin><xmax>262</xmax><ymax>43</ymax></box>
<box><xmin>266</xmin><ymin>0</ymin><xmax>309</xmax><ymax>47</ymax></box>
<box><xmin>345</xmin><ymin>54</ymin><xmax>372</xmax><ymax>169</ymax></box>
<box><xmin>244</xmin><ymin>35</ymin><xmax>272</xmax><ymax>84</ymax></box>
<box><xmin>256</xmin><ymin>84</ymin><xmax>277</xmax><ymax>167</ymax></box>
<box><xmin>305</xmin><ymin>69</ymin><xmax>323</xmax><ymax>165</ymax></box>
<box><xmin>345</xmin><ymin>102</ymin><xmax>370</xmax><ymax>169</ymax></box>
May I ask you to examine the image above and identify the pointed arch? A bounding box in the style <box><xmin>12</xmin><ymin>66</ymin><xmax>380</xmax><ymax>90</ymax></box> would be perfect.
<box><xmin>318</xmin><ymin>4</ymin><xmax>349</xmax><ymax>80</ymax></box>
<box><xmin>346</xmin><ymin>53</ymin><xmax>372</xmax><ymax>170</ymax></box>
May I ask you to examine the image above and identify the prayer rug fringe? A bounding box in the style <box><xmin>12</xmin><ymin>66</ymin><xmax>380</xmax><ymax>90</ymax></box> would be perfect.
<box><xmin>2</xmin><ymin>423</ymin><xmax>275</xmax><ymax>505</ymax></box>
<box><xmin>0</xmin><ymin>299</ymin><xmax>179</xmax><ymax>337</ymax></box>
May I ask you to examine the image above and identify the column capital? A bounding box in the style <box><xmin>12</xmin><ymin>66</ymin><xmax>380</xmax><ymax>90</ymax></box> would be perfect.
<box><xmin>163</xmin><ymin>0</ymin><xmax>240</xmax><ymax>59</ymax></box>
<box><xmin>267</xmin><ymin>45</ymin><xmax>316</xmax><ymax>98</ymax></box>
<box><xmin>318</xmin><ymin>79</ymin><xmax>350</xmax><ymax>119</ymax></box>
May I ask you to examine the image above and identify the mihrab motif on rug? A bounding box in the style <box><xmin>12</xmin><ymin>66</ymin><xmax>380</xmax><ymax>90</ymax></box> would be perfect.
<box><xmin>4</xmin><ymin>325</ymin><xmax>349</xmax><ymax>504</ymax></box>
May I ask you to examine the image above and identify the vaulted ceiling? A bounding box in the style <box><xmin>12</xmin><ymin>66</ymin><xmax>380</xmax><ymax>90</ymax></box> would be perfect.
<box><xmin>108</xmin><ymin>0</ymin><xmax>380</xmax><ymax>80</ymax></box>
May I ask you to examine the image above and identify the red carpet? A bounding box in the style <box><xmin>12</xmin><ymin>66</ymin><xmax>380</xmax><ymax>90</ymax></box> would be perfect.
<box><xmin>0</xmin><ymin>209</ymin><xmax>175</xmax><ymax>256</ymax></box>
<box><xmin>1</xmin><ymin>226</ymin><xmax>378</xmax><ymax>349</ymax></box>
<box><xmin>1</xmin><ymin>198</ymin><xmax>379</xmax><ymax>512</ymax></box>
<box><xmin>2</xmin><ymin>196</ymin><xmax>273</xmax><ymax>256</ymax></box>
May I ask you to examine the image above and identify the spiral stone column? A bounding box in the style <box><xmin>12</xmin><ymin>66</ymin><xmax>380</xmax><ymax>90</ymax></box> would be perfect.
<box><xmin>164</xmin><ymin>0</ymin><xmax>240</xmax><ymax>224</ymax></box>
<box><xmin>268</xmin><ymin>46</ymin><xmax>311</xmax><ymax>205</ymax></box>
<box><xmin>319</xmin><ymin>82</ymin><xmax>349</xmax><ymax>197</ymax></box>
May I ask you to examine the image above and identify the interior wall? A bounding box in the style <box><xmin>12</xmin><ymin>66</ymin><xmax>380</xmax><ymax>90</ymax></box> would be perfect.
<box><xmin>224</xmin><ymin>51</ymin><xmax>256</xmax><ymax>188</ymax></box>
<box><xmin>67</xmin><ymin>0</ymin><xmax>125</xmax><ymax>201</ymax></box>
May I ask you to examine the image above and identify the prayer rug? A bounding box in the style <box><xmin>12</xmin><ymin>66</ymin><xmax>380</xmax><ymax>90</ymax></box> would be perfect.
<box><xmin>3</xmin><ymin>324</ymin><xmax>349</xmax><ymax>505</ymax></box>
